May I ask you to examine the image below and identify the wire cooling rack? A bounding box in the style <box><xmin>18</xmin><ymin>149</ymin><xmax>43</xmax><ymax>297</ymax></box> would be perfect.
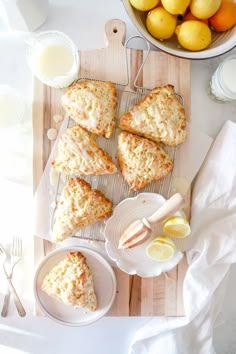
<box><xmin>51</xmin><ymin>36</ymin><xmax>184</xmax><ymax>242</ymax></box>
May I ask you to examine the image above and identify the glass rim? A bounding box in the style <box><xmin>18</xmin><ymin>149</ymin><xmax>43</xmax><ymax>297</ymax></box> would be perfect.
<box><xmin>217</xmin><ymin>56</ymin><xmax>236</xmax><ymax>98</ymax></box>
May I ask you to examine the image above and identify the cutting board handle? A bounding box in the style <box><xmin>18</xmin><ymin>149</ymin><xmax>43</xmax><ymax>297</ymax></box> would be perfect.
<box><xmin>104</xmin><ymin>19</ymin><xmax>126</xmax><ymax>49</ymax></box>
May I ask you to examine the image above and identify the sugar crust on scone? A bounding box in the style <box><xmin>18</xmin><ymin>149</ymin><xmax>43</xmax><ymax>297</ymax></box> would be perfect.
<box><xmin>53</xmin><ymin>178</ymin><xmax>113</xmax><ymax>242</ymax></box>
<box><xmin>61</xmin><ymin>80</ymin><xmax>117</xmax><ymax>139</ymax></box>
<box><xmin>41</xmin><ymin>251</ymin><xmax>97</xmax><ymax>311</ymax></box>
<box><xmin>52</xmin><ymin>125</ymin><xmax>117</xmax><ymax>176</ymax></box>
<box><xmin>119</xmin><ymin>85</ymin><xmax>186</xmax><ymax>146</ymax></box>
<box><xmin>118</xmin><ymin>131</ymin><xmax>174</xmax><ymax>191</ymax></box>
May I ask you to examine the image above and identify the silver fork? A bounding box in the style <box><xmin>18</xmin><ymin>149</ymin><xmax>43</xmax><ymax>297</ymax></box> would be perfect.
<box><xmin>0</xmin><ymin>238</ymin><xmax>26</xmax><ymax>317</ymax></box>
<box><xmin>1</xmin><ymin>236</ymin><xmax>22</xmax><ymax>317</ymax></box>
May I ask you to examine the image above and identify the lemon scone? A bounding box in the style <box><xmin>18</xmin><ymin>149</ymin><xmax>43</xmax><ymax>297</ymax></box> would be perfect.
<box><xmin>118</xmin><ymin>131</ymin><xmax>174</xmax><ymax>191</ymax></box>
<box><xmin>53</xmin><ymin>178</ymin><xmax>113</xmax><ymax>242</ymax></box>
<box><xmin>52</xmin><ymin>125</ymin><xmax>117</xmax><ymax>176</ymax></box>
<box><xmin>41</xmin><ymin>251</ymin><xmax>97</xmax><ymax>311</ymax></box>
<box><xmin>61</xmin><ymin>80</ymin><xmax>117</xmax><ymax>139</ymax></box>
<box><xmin>119</xmin><ymin>84</ymin><xmax>186</xmax><ymax>146</ymax></box>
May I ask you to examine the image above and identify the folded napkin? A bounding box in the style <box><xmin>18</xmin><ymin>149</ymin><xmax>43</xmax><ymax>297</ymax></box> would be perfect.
<box><xmin>129</xmin><ymin>120</ymin><xmax>236</xmax><ymax>354</ymax></box>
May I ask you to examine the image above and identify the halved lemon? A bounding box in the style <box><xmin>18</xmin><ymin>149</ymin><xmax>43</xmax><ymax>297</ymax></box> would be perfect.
<box><xmin>146</xmin><ymin>235</ymin><xmax>176</xmax><ymax>261</ymax></box>
<box><xmin>163</xmin><ymin>216</ymin><xmax>191</xmax><ymax>238</ymax></box>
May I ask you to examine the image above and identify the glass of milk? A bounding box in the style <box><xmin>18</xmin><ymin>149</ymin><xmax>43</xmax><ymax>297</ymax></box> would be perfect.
<box><xmin>209</xmin><ymin>55</ymin><xmax>236</xmax><ymax>102</ymax></box>
<box><xmin>27</xmin><ymin>31</ymin><xmax>80</xmax><ymax>88</ymax></box>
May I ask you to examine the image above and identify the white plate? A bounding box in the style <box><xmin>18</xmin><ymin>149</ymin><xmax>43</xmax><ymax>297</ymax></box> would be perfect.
<box><xmin>34</xmin><ymin>246</ymin><xmax>117</xmax><ymax>326</ymax></box>
<box><xmin>104</xmin><ymin>193</ymin><xmax>184</xmax><ymax>278</ymax></box>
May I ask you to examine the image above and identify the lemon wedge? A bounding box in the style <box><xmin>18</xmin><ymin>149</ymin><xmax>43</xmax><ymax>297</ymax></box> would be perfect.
<box><xmin>146</xmin><ymin>235</ymin><xmax>176</xmax><ymax>261</ymax></box>
<box><xmin>163</xmin><ymin>216</ymin><xmax>191</xmax><ymax>238</ymax></box>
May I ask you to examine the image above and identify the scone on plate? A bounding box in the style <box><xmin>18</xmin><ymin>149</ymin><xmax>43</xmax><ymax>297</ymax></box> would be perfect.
<box><xmin>118</xmin><ymin>131</ymin><xmax>174</xmax><ymax>191</ymax></box>
<box><xmin>53</xmin><ymin>178</ymin><xmax>113</xmax><ymax>242</ymax></box>
<box><xmin>61</xmin><ymin>80</ymin><xmax>117</xmax><ymax>139</ymax></box>
<box><xmin>52</xmin><ymin>125</ymin><xmax>117</xmax><ymax>176</ymax></box>
<box><xmin>119</xmin><ymin>84</ymin><xmax>186</xmax><ymax>146</ymax></box>
<box><xmin>41</xmin><ymin>252</ymin><xmax>97</xmax><ymax>311</ymax></box>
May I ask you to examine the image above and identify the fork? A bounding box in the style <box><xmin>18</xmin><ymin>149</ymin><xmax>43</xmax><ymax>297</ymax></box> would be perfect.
<box><xmin>1</xmin><ymin>236</ymin><xmax>23</xmax><ymax>317</ymax></box>
<box><xmin>0</xmin><ymin>239</ymin><xmax>26</xmax><ymax>317</ymax></box>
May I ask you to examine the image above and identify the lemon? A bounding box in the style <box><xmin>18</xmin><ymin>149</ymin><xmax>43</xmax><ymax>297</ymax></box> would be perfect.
<box><xmin>129</xmin><ymin>0</ymin><xmax>159</xmax><ymax>11</ymax></box>
<box><xmin>161</xmin><ymin>0</ymin><xmax>191</xmax><ymax>15</ymax></box>
<box><xmin>162</xmin><ymin>216</ymin><xmax>191</xmax><ymax>238</ymax></box>
<box><xmin>152</xmin><ymin>234</ymin><xmax>176</xmax><ymax>247</ymax></box>
<box><xmin>146</xmin><ymin>235</ymin><xmax>176</xmax><ymax>261</ymax></box>
<box><xmin>146</xmin><ymin>7</ymin><xmax>177</xmax><ymax>40</ymax></box>
<box><xmin>190</xmin><ymin>0</ymin><xmax>221</xmax><ymax>20</ymax></box>
<box><xmin>175</xmin><ymin>21</ymin><xmax>211</xmax><ymax>51</ymax></box>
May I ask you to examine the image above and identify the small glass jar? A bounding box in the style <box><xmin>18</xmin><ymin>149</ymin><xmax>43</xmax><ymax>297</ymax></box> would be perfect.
<box><xmin>209</xmin><ymin>55</ymin><xmax>236</xmax><ymax>102</ymax></box>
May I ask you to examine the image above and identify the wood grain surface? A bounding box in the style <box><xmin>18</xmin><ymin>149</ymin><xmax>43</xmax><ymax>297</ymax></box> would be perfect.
<box><xmin>33</xmin><ymin>19</ymin><xmax>191</xmax><ymax>316</ymax></box>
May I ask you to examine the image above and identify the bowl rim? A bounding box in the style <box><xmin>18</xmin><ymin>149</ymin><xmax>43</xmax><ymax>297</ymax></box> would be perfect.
<box><xmin>122</xmin><ymin>0</ymin><xmax>236</xmax><ymax>60</ymax></box>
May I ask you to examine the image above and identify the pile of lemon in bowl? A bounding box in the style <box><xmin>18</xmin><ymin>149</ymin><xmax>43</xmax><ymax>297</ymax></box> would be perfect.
<box><xmin>146</xmin><ymin>216</ymin><xmax>191</xmax><ymax>261</ymax></box>
<box><xmin>129</xmin><ymin>0</ymin><xmax>236</xmax><ymax>51</ymax></box>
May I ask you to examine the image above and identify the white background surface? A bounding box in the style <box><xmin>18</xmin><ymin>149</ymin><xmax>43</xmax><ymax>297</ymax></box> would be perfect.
<box><xmin>0</xmin><ymin>0</ymin><xmax>236</xmax><ymax>353</ymax></box>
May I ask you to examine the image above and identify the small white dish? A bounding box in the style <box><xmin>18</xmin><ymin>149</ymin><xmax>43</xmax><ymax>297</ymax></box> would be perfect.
<box><xmin>34</xmin><ymin>246</ymin><xmax>116</xmax><ymax>326</ymax></box>
<box><xmin>104</xmin><ymin>193</ymin><xmax>184</xmax><ymax>278</ymax></box>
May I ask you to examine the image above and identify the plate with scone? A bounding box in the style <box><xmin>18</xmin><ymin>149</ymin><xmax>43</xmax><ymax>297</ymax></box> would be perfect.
<box><xmin>34</xmin><ymin>246</ymin><xmax>116</xmax><ymax>326</ymax></box>
<box><xmin>104</xmin><ymin>193</ymin><xmax>190</xmax><ymax>278</ymax></box>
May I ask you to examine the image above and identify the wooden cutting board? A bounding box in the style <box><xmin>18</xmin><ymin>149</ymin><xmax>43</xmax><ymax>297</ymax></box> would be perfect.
<box><xmin>33</xmin><ymin>19</ymin><xmax>191</xmax><ymax>316</ymax></box>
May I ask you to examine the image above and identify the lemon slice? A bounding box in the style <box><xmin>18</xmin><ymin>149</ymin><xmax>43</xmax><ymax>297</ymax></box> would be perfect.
<box><xmin>163</xmin><ymin>216</ymin><xmax>191</xmax><ymax>238</ymax></box>
<box><xmin>146</xmin><ymin>235</ymin><xmax>176</xmax><ymax>261</ymax></box>
<box><xmin>152</xmin><ymin>235</ymin><xmax>176</xmax><ymax>248</ymax></box>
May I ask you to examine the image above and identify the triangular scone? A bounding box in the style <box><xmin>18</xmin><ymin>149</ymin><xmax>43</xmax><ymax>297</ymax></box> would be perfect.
<box><xmin>61</xmin><ymin>80</ymin><xmax>117</xmax><ymax>139</ymax></box>
<box><xmin>52</xmin><ymin>125</ymin><xmax>117</xmax><ymax>176</ymax></box>
<box><xmin>41</xmin><ymin>252</ymin><xmax>97</xmax><ymax>311</ymax></box>
<box><xmin>53</xmin><ymin>178</ymin><xmax>113</xmax><ymax>242</ymax></box>
<box><xmin>119</xmin><ymin>85</ymin><xmax>186</xmax><ymax>146</ymax></box>
<box><xmin>118</xmin><ymin>131</ymin><xmax>174</xmax><ymax>191</ymax></box>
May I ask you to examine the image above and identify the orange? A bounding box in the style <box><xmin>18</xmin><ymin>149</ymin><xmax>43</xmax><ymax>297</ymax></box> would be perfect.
<box><xmin>183</xmin><ymin>11</ymin><xmax>209</xmax><ymax>26</ymax></box>
<box><xmin>209</xmin><ymin>0</ymin><xmax>236</xmax><ymax>32</ymax></box>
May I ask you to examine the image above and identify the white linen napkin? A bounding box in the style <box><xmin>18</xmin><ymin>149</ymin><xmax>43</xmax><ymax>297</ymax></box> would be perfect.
<box><xmin>129</xmin><ymin>119</ymin><xmax>236</xmax><ymax>354</ymax></box>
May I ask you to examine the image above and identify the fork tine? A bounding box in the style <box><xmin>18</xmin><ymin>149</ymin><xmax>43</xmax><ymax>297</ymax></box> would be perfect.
<box><xmin>12</xmin><ymin>236</ymin><xmax>22</xmax><ymax>257</ymax></box>
<box><xmin>12</xmin><ymin>236</ymin><xmax>17</xmax><ymax>257</ymax></box>
<box><xmin>18</xmin><ymin>237</ymin><xmax>22</xmax><ymax>257</ymax></box>
<box><xmin>12</xmin><ymin>236</ymin><xmax>15</xmax><ymax>256</ymax></box>
<box><xmin>16</xmin><ymin>236</ymin><xmax>19</xmax><ymax>256</ymax></box>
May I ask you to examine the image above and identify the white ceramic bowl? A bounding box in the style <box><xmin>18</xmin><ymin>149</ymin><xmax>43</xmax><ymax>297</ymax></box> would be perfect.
<box><xmin>122</xmin><ymin>0</ymin><xmax>236</xmax><ymax>60</ymax></box>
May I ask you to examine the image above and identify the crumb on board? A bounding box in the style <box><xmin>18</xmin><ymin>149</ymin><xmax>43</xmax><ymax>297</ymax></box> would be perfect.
<box><xmin>47</xmin><ymin>128</ymin><xmax>58</xmax><ymax>140</ymax></box>
<box><xmin>53</xmin><ymin>114</ymin><xmax>63</xmax><ymax>123</ymax></box>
